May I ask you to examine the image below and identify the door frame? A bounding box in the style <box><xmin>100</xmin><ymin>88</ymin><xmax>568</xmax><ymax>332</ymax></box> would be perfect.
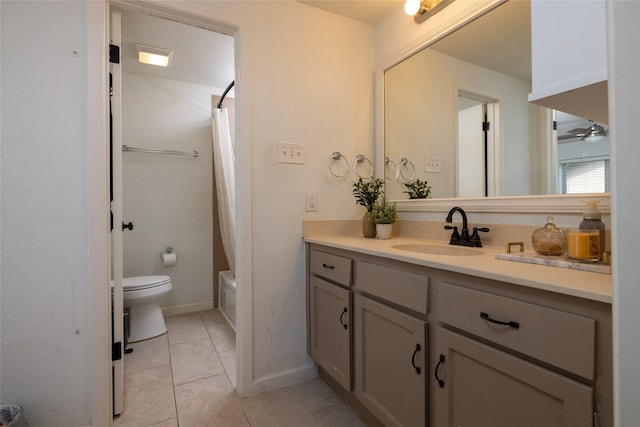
<box><xmin>88</xmin><ymin>2</ymin><xmax>253</xmax><ymax>424</ymax></box>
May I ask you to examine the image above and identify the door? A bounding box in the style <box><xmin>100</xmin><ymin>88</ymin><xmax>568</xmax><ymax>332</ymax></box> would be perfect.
<box><xmin>309</xmin><ymin>276</ymin><xmax>352</xmax><ymax>390</ymax></box>
<box><xmin>355</xmin><ymin>294</ymin><xmax>426</xmax><ymax>427</ymax></box>
<box><xmin>457</xmin><ymin>94</ymin><xmax>498</xmax><ymax>197</ymax></box>
<box><xmin>433</xmin><ymin>327</ymin><xmax>593</xmax><ymax>427</ymax></box>
<box><xmin>109</xmin><ymin>7</ymin><xmax>125</xmax><ymax>416</ymax></box>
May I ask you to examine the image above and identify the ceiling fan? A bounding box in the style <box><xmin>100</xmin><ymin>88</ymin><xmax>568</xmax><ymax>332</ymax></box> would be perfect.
<box><xmin>558</xmin><ymin>120</ymin><xmax>609</xmax><ymax>141</ymax></box>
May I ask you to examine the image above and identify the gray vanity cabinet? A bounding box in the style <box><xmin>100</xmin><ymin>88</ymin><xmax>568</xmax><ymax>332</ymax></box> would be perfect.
<box><xmin>354</xmin><ymin>260</ymin><xmax>429</xmax><ymax>427</ymax></box>
<box><xmin>433</xmin><ymin>280</ymin><xmax>603</xmax><ymax>427</ymax></box>
<box><xmin>308</xmin><ymin>248</ymin><xmax>353</xmax><ymax>390</ymax></box>
<box><xmin>434</xmin><ymin>327</ymin><xmax>593</xmax><ymax>427</ymax></box>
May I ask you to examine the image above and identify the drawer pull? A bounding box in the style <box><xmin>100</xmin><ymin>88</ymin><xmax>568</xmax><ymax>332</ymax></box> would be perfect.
<box><xmin>339</xmin><ymin>307</ymin><xmax>348</xmax><ymax>330</ymax></box>
<box><xmin>322</xmin><ymin>263</ymin><xmax>335</xmax><ymax>270</ymax></box>
<box><xmin>480</xmin><ymin>312</ymin><xmax>520</xmax><ymax>329</ymax></box>
<box><xmin>411</xmin><ymin>343</ymin><xmax>422</xmax><ymax>375</ymax></box>
<box><xmin>435</xmin><ymin>354</ymin><xmax>445</xmax><ymax>388</ymax></box>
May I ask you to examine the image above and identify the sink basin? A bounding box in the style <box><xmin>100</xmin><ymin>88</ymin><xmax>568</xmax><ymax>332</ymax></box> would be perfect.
<box><xmin>392</xmin><ymin>243</ymin><xmax>483</xmax><ymax>256</ymax></box>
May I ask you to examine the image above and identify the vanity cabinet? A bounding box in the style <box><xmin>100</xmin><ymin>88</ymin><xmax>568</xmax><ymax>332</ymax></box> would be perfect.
<box><xmin>307</xmin><ymin>248</ymin><xmax>353</xmax><ymax>390</ymax></box>
<box><xmin>433</xmin><ymin>281</ymin><xmax>598</xmax><ymax>426</ymax></box>
<box><xmin>528</xmin><ymin>0</ymin><xmax>608</xmax><ymax>123</ymax></box>
<box><xmin>305</xmin><ymin>242</ymin><xmax>612</xmax><ymax>427</ymax></box>
<box><xmin>354</xmin><ymin>261</ymin><xmax>429</xmax><ymax>427</ymax></box>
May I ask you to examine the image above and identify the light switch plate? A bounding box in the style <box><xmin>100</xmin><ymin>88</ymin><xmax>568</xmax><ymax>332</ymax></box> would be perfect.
<box><xmin>426</xmin><ymin>156</ymin><xmax>441</xmax><ymax>173</ymax></box>
<box><xmin>278</xmin><ymin>141</ymin><xmax>305</xmax><ymax>164</ymax></box>
<box><xmin>305</xmin><ymin>191</ymin><xmax>318</xmax><ymax>212</ymax></box>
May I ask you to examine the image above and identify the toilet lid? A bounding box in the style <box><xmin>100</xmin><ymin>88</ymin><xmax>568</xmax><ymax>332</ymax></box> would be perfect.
<box><xmin>122</xmin><ymin>275</ymin><xmax>171</xmax><ymax>291</ymax></box>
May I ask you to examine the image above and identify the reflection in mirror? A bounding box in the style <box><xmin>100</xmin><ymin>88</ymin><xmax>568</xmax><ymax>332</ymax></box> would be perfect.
<box><xmin>384</xmin><ymin>0</ymin><xmax>609</xmax><ymax>200</ymax></box>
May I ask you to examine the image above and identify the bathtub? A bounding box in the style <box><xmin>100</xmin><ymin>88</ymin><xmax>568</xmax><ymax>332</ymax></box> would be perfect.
<box><xmin>218</xmin><ymin>270</ymin><xmax>236</xmax><ymax>331</ymax></box>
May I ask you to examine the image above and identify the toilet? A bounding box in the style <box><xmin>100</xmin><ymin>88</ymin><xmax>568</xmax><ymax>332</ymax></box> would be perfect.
<box><xmin>121</xmin><ymin>275</ymin><xmax>172</xmax><ymax>342</ymax></box>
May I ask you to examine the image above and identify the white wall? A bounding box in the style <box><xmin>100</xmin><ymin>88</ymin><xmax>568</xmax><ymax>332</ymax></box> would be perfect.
<box><xmin>139</xmin><ymin>0</ymin><xmax>375</xmax><ymax>394</ymax></box>
<box><xmin>0</xmin><ymin>1</ymin><xmax>92</xmax><ymax>425</ymax></box>
<box><xmin>122</xmin><ymin>73</ymin><xmax>215</xmax><ymax>310</ymax></box>
<box><xmin>608</xmin><ymin>1</ymin><xmax>640</xmax><ymax>424</ymax></box>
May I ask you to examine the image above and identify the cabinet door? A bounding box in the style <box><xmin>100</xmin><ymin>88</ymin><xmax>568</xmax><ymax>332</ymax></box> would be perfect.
<box><xmin>309</xmin><ymin>276</ymin><xmax>351</xmax><ymax>390</ymax></box>
<box><xmin>434</xmin><ymin>327</ymin><xmax>593</xmax><ymax>427</ymax></box>
<box><xmin>355</xmin><ymin>294</ymin><xmax>426</xmax><ymax>427</ymax></box>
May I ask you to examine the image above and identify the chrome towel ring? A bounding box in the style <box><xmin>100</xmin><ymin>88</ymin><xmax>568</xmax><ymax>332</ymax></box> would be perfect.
<box><xmin>354</xmin><ymin>154</ymin><xmax>374</xmax><ymax>179</ymax></box>
<box><xmin>329</xmin><ymin>151</ymin><xmax>350</xmax><ymax>179</ymax></box>
<box><xmin>385</xmin><ymin>157</ymin><xmax>399</xmax><ymax>181</ymax></box>
<box><xmin>400</xmin><ymin>158</ymin><xmax>416</xmax><ymax>181</ymax></box>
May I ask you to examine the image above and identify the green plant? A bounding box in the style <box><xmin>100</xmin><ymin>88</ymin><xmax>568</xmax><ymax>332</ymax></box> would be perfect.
<box><xmin>371</xmin><ymin>199</ymin><xmax>398</xmax><ymax>224</ymax></box>
<box><xmin>352</xmin><ymin>178</ymin><xmax>384</xmax><ymax>212</ymax></box>
<box><xmin>403</xmin><ymin>179</ymin><xmax>432</xmax><ymax>199</ymax></box>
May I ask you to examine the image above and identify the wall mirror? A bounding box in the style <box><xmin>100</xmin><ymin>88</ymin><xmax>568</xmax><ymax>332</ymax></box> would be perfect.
<box><xmin>383</xmin><ymin>0</ymin><xmax>610</xmax><ymax>202</ymax></box>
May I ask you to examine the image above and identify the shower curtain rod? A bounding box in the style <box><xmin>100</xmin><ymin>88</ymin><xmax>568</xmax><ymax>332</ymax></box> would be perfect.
<box><xmin>122</xmin><ymin>145</ymin><xmax>198</xmax><ymax>158</ymax></box>
<box><xmin>217</xmin><ymin>80</ymin><xmax>235</xmax><ymax>109</ymax></box>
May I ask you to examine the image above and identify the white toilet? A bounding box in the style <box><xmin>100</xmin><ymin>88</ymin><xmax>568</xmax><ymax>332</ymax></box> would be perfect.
<box><xmin>122</xmin><ymin>275</ymin><xmax>172</xmax><ymax>342</ymax></box>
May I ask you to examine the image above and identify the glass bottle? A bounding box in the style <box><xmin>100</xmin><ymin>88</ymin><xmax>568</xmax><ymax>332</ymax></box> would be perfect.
<box><xmin>532</xmin><ymin>216</ymin><xmax>567</xmax><ymax>256</ymax></box>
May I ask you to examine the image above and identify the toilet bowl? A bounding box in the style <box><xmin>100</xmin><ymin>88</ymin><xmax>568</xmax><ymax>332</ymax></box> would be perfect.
<box><xmin>121</xmin><ymin>275</ymin><xmax>172</xmax><ymax>342</ymax></box>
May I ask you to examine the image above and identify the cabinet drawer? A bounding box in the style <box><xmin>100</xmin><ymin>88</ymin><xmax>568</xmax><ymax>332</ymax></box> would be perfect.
<box><xmin>438</xmin><ymin>282</ymin><xmax>596</xmax><ymax>380</ymax></box>
<box><xmin>356</xmin><ymin>261</ymin><xmax>429</xmax><ymax>314</ymax></box>
<box><xmin>310</xmin><ymin>249</ymin><xmax>352</xmax><ymax>286</ymax></box>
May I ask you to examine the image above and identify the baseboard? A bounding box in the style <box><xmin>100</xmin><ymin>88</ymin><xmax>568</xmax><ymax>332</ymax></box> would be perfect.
<box><xmin>162</xmin><ymin>301</ymin><xmax>214</xmax><ymax>317</ymax></box>
<box><xmin>242</xmin><ymin>363</ymin><xmax>318</xmax><ymax>397</ymax></box>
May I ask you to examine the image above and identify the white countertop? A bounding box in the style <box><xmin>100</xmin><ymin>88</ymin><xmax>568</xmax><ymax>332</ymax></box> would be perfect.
<box><xmin>305</xmin><ymin>235</ymin><xmax>612</xmax><ymax>304</ymax></box>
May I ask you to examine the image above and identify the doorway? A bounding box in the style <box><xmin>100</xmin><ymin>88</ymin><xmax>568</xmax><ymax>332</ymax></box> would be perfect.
<box><xmin>456</xmin><ymin>93</ymin><xmax>498</xmax><ymax>197</ymax></box>
<box><xmin>109</xmin><ymin>2</ymin><xmax>238</xmax><ymax>418</ymax></box>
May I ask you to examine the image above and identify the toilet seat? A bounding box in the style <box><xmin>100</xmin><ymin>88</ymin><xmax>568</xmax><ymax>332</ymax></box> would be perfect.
<box><xmin>122</xmin><ymin>275</ymin><xmax>171</xmax><ymax>292</ymax></box>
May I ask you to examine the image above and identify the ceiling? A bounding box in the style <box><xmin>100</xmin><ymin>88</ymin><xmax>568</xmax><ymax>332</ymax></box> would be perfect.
<box><xmin>300</xmin><ymin>1</ymin><xmax>404</xmax><ymax>25</ymax></box>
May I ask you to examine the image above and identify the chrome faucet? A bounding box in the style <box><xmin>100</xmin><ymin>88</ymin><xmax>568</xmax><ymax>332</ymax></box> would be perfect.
<box><xmin>444</xmin><ymin>206</ymin><xmax>489</xmax><ymax>247</ymax></box>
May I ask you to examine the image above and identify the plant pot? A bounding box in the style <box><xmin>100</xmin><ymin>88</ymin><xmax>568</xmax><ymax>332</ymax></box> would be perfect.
<box><xmin>362</xmin><ymin>212</ymin><xmax>376</xmax><ymax>238</ymax></box>
<box><xmin>376</xmin><ymin>223</ymin><xmax>393</xmax><ymax>240</ymax></box>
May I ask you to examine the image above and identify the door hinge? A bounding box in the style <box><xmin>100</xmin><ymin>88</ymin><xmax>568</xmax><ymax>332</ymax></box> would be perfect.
<box><xmin>109</xmin><ymin>44</ymin><xmax>120</xmax><ymax>64</ymax></box>
<box><xmin>112</xmin><ymin>341</ymin><xmax>122</xmax><ymax>361</ymax></box>
<box><xmin>553</xmin><ymin>120</ymin><xmax>558</xmax><ymax>130</ymax></box>
<box><xmin>482</xmin><ymin>121</ymin><xmax>491</xmax><ymax>131</ymax></box>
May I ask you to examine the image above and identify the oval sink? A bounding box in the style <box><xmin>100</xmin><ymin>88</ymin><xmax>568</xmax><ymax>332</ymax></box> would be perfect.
<box><xmin>392</xmin><ymin>243</ymin><xmax>483</xmax><ymax>256</ymax></box>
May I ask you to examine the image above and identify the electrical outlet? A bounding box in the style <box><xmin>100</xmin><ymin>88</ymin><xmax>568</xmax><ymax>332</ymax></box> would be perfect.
<box><xmin>305</xmin><ymin>191</ymin><xmax>318</xmax><ymax>212</ymax></box>
<box><xmin>426</xmin><ymin>156</ymin><xmax>441</xmax><ymax>173</ymax></box>
<box><xmin>278</xmin><ymin>141</ymin><xmax>305</xmax><ymax>164</ymax></box>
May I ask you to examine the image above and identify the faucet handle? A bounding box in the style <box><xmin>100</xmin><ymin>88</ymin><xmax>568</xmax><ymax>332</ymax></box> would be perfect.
<box><xmin>469</xmin><ymin>227</ymin><xmax>490</xmax><ymax>247</ymax></box>
<box><xmin>444</xmin><ymin>225</ymin><xmax>460</xmax><ymax>244</ymax></box>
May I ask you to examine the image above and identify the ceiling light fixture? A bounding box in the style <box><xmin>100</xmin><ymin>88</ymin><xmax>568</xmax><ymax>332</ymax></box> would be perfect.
<box><xmin>134</xmin><ymin>43</ymin><xmax>173</xmax><ymax>67</ymax></box>
<box><xmin>405</xmin><ymin>0</ymin><xmax>455</xmax><ymax>23</ymax></box>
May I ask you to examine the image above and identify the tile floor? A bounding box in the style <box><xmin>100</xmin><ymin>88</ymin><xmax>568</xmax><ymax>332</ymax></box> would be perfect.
<box><xmin>113</xmin><ymin>308</ymin><xmax>367</xmax><ymax>426</ymax></box>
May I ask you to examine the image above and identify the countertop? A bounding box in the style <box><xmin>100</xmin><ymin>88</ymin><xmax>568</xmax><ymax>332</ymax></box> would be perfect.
<box><xmin>304</xmin><ymin>235</ymin><xmax>612</xmax><ymax>304</ymax></box>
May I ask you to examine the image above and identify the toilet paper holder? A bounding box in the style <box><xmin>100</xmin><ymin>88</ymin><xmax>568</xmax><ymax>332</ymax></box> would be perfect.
<box><xmin>160</xmin><ymin>246</ymin><xmax>174</xmax><ymax>259</ymax></box>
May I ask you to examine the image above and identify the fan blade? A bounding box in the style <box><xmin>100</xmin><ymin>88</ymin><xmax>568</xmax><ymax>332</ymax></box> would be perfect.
<box><xmin>566</xmin><ymin>127</ymin><xmax>590</xmax><ymax>135</ymax></box>
<box><xmin>558</xmin><ymin>133</ymin><xmax>580</xmax><ymax>141</ymax></box>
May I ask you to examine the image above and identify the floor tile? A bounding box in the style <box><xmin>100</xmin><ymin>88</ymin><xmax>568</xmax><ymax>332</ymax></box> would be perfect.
<box><xmin>175</xmin><ymin>373</ymin><xmax>249</xmax><ymax>427</ymax></box>
<box><xmin>148</xmin><ymin>418</ymin><xmax>178</xmax><ymax>427</ymax></box>
<box><xmin>165</xmin><ymin>312</ymin><xmax>210</xmax><ymax>345</ymax></box>
<box><xmin>313</xmin><ymin>401</ymin><xmax>368</xmax><ymax>427</ymax></box>
<box><xmin>114</xmin><ymin>365</ymin><xmax>176</xmax><ymax>426</ymax></box>
<box><xmin>219</xmin><ymin>349</ymin><xmax>237</xmax><ymax>388</ymax></box>
<box><xmin>206</xmin><ymin>320</ymin><xmax>236</xmax><ymax>353</ymax></box>
<box><xmin>293</xmin><ymin>377</ymin><xmax>344</xmax><ymax>413</ymax></box>
<box><xmin>200</xmin><ymin>308</ymin><xmax>227</xmax><ymax>325</ymax></box>
<box><xmin>241</xmin><ymin>386</ymin><xmax>322</xmax><ymax>427</ymax></box>
<box><xmin>124</xmin><ymin>334</ymin><xmax>169</xmax><ymax>373</ymax></box>
<box><xmin>170</xmin><ymin>338</ymin><xmax>225</xmax><ymax>386</ymax></box>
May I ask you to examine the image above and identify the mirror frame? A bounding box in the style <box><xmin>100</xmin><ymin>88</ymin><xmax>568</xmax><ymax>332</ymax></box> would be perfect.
<box><xmin>374</xmin><ymin>0</ymin><xmax>610</xmax><ymax>215</ymax></box>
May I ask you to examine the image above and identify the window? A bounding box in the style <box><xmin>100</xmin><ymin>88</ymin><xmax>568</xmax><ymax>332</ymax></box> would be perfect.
<box><xmin>560</xmin><ymin>159</ymin><xmax>610</xmax><ymax>194</ymax></box>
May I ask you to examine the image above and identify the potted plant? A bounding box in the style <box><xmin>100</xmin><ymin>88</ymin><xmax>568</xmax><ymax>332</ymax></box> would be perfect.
<box><xmin>371</xmin><ymin>198</ymin><xmax>398</xmax><ymax>240</ymax></box>
<box><xmin>353</xmin><ymin>178</ymin><xmax>384</xmax><ymax>238</ymax></box>
<box><xmin>403</xmin><ymin>179</ymin><xmax>432</xmax><ymax>199</ymax></box>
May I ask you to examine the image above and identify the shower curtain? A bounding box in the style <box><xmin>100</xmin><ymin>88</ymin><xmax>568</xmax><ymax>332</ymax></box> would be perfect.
<box><xmin>212</xmin><ymin>108</ymin><xmax>235</xmax><ymax>275</ymax></box>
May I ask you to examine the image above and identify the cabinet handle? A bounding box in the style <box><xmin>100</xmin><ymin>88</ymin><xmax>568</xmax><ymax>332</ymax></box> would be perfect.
<box><xmin>411</xmin><ymin>343</ymin><xmax>421</xmax><ymax>375</ymax></box>
<box><xmin>322</xmin><ymin>263</ymin><xmax>335</xmax><ymax>270</ymax></box>
<box><xmin>480</xmin><ymin>312</ymin><xmax>520</xmax><ymax>329</ymax></box>
<box><xmin>435</xmin><ymin>354</ymin><xmax>445</xmax><ymax>388</ymax></box>
<box><xmin>339</xmin><ymin>307</ymin><xmax>348</xmax><ymax>330</ymax></box>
